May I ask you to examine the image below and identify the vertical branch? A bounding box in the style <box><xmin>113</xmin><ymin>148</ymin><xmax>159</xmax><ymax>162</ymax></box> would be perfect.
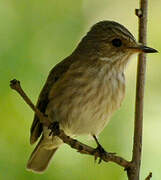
<box><xmin>128</xmin><ymin>0</ymin><xmax>148</xmax><ymax>179</ymax></box>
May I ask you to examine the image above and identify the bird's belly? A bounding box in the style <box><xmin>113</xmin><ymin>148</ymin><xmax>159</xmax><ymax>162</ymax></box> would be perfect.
<box><xmin>47</xmin><ymin>78</ymin><xmax>125</xmax><ymax>137</ymax></box>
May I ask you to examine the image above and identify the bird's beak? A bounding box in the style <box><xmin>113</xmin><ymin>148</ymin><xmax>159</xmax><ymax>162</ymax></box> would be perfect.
<box><xmin>137</xmin><ymin>44</ymin><xmax>158</xmax><ymax>53</ymax></box>
<box><xmin>129</xmin><ymin>43</ymin><xmax>158</xmax><ymax>53</ymax></box>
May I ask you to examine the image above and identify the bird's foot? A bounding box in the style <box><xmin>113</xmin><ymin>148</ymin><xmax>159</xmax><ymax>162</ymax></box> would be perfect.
<box><xmin>93</xmin><ymin>144</ymin><xmax>116</xmax><ymax>164</ymax></box>
<box><xmin>93</xmin><ymin>135</ymin><xmax>115</xmax><ymax>164</ymax></box>
<box><xmin>48</xmin><ymin>121</ymin><xmax>60</xmax><ymax>136</ymax></box>
<box><xmin>94</xmin><ymin>143</ymin><xmax>107</xmax><ymax>164</ymax></box>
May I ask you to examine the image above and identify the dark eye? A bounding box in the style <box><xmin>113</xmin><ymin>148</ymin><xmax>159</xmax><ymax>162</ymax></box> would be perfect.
<box><xmin>112</xmin><ymin>38</ymin><xmax>122</xmax><ymax>47</ymax></box>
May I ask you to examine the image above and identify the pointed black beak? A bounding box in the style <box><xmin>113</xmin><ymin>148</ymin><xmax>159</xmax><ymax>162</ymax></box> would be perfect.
<box><xmin>129</xmin><ymin>44</ymin><xmax>158</xmax><ymax>53</ymax></box>
<box><xmin>138</xmin><ymin>45</ymin><xmax>158</xmax><ymax>53</ymax></box>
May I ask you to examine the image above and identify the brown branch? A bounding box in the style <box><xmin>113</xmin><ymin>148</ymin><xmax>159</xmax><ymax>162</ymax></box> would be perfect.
<box><xmin>127</xmin><ymin>0</ymin><xmax>149</xmax><ymax>180</ymax></box>
<box><xmin>10</xmin><ymin>79</ymin><xmax>131</xmax><ymax>169</ymax></box>
<box><xmin>145</xmin><ymin>172</ymin><xmax>152</xmax><ymax>180</ymax></box>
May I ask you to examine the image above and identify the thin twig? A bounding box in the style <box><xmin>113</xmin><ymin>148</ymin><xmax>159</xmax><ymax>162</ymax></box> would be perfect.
<box><xmin>145</xmin><ymin>172</ymin><xmax>152</xmax><ymax>180</ymax></box>
<box><xmin>10</xmin><ymin>79</ymin><xmax>131</xmax><ymax>169</ymax></box>
<box><xmin>128</xmin><ymin>0</ymin><xmax>148</xmax><ymax>179</ymax></box>
<box><xmin>10</xmin><ymin>79</ymin><xmax>51</xmax><ymax>127</ymax></box>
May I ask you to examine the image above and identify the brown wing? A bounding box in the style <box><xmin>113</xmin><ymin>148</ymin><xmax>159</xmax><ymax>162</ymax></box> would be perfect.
<box><xmin>30</xmin><ymin>56</ymin><xmax>75</xmax><ymax>144</ymax></box>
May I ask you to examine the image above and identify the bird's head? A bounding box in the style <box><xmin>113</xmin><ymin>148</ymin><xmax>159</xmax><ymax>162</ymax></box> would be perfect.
<box><xmin>76</xmin><ymin>21</ymin><xmax>157</xmax><ymax>65</ymax></box>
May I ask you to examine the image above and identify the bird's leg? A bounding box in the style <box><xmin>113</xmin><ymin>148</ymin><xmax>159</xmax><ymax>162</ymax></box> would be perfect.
<box><xmin>93</xmin><ymin>135</ymin><xmax>107</xmax><ymax>164</ymax></box>
<box><xmin>48</xmin><ymin>121</ymin><xmax>60</xmax><ymax>136</ymax></box>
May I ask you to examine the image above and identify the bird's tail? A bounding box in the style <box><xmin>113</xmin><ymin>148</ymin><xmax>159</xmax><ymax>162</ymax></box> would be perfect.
<box><xmin>26</xmin><ymin>137</ymin><xmax>61</xmax><ymax>173</ymax></box>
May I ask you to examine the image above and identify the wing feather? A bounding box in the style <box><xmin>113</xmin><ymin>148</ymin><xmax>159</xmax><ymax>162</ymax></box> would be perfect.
<box><xmin>30</xmin><ymin>56</ymin><xmax>74</xmax><ymax>144</ymax></box>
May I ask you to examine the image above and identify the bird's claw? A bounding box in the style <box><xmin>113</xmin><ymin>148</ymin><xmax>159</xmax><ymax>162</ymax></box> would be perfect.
<box><xmin>94</xmin><ymin>145</ymin><xmax>116</xmax><ymax>164</ymax></box>
<box><xmin>94</xmin><ymin>144</ymin><xmax>107</xmax><ymax>164</ymax></box>
<box><xmin>48</xmin><ymin>121</ymin><xmax>60</xmax><ymax>136</ymax></box>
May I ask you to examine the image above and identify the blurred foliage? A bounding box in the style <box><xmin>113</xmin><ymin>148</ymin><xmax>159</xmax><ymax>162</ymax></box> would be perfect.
<box><xmin>0</xmin><ymin>0</ymin><xmax>161</xmax><ymax>179</ymax></box>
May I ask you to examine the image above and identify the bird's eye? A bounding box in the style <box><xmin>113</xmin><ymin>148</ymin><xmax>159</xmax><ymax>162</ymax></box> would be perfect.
<box><xmin>111</xmin><ymin>38</ymin><xmax>122</xmax><ymax>47</ymax></box>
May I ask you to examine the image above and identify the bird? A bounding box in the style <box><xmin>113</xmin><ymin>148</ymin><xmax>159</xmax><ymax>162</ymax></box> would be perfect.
<box><xmin>26</xmin><ymin>20</ymin><xmax>157</xmax><ymax>173</ymax></box>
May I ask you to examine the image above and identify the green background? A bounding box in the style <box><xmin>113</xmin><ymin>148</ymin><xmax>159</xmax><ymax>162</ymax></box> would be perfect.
<box><xmin>0</xmin><ymin>0</ymin><xmax>160</xmax><ymax>179</ymax></box>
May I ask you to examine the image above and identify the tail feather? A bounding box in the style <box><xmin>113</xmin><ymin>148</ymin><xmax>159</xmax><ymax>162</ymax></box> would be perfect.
<box><xmin>27</xmin><ymin>138</ymin><xmax>58</xmax><ymax>173</ymax></box>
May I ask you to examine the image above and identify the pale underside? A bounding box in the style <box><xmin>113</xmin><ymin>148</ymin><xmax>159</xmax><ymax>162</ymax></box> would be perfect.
<box><xmin>42</xmin><ymin>58</ymin><xmax>126</xmax><ymax>149</ymax></box>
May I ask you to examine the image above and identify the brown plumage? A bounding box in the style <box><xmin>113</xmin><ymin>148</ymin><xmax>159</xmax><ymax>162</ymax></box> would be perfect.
<box><xmin>27</xmin><ymin>20</ymin><xmax>157</xmax><ymax>173</ymax></box>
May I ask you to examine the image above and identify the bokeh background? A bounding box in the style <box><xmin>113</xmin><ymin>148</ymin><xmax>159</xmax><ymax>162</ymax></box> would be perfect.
<box><xmin>0</xmin><ymin>0</ymin><xmax>160</xmax><ymax>179</ymax></box>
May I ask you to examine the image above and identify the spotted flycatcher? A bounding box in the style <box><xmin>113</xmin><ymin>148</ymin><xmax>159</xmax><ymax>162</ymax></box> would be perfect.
<box><xmin>27</xmin><ymin>21</ymin><xmax>157</xmax><ymax>173</ymax></box>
